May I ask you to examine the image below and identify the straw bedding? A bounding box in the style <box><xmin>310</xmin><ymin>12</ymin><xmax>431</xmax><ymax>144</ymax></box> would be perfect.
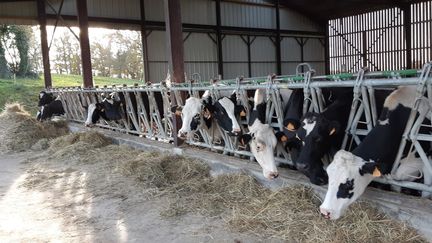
<box><xmin>15</xmin><ymin>125</ymin><xmax>426</xmax><ymax>242</ymax></box>
<box><xmin>0</xmin><ymin>103</ymin><xmax>69</xmax><ymax>152</ymax></box>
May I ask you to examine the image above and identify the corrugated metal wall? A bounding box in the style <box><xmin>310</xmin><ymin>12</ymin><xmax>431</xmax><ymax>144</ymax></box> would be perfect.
<box><xmin>411</xmin><ymin>1</ymin><xmax>432</xmax><ymax>68</ymax></box>
<box><xmin>0</xmin><ymin>0</ymin><xmax>325</xmax><ymax>81</ymax></box>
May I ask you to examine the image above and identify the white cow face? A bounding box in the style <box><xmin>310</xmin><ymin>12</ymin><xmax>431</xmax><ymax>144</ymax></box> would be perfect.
<box><xmin>241</xmin><ymin>119</ymin><xmax>278</xmax><ymax>180</ymax></box>
<box><xmin>177</xmin><ymin>97</ymin><xmax>206</xmax><ymax>138</ymax></box>
<box><xmin>320</xmin><ymin>150</ymin><xmax>381</xmax><ymax>220</ymax></box>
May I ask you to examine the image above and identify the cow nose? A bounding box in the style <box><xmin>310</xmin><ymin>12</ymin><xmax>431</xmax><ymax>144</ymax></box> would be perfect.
<box><xmin>296</xmin><ymin>163</ymin><xmax>309</xmax><ymax>172</ymax></box>
<box><xmin>269</xmin><ymin>172</ymin><xmax>279</xmax><ymax>179</ymax></box>
<box><xmin>178</xmin><ymin>131</ymin><xmax>187</xmax><ymax>139</ymax></box>
<box><xmin>320</xmin><ymin>207</ymin><xmax>332</xmax><ymax>219</ymax></box>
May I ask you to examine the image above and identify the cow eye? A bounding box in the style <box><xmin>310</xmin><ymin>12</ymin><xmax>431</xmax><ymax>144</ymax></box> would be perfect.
<box><xmin>256</xmin><ymin>142</ymin><xmax>265</xmax><ymax>152</ymax></box>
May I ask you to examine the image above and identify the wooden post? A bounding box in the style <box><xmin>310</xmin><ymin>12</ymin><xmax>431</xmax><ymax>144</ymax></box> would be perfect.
<box><xmin>76</xmin><ymin>0</ymin><xmax>93</xmax><ymax>88</ymax></box>
<box><xmin>164</xmin><ymin>0</ymin><xmax>185</xmax><ymax>146</ymax></box>
<box><xmin>37</xmin><ymin>0</ymin><xmax>52</xmax><ymax>88</ymax></box>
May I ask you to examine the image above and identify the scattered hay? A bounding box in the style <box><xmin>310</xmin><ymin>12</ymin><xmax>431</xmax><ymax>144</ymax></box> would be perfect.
<box><xmin>0</xmin><ymin>103</ymin><xmax>69</xmax><ymax>152</ymax></box>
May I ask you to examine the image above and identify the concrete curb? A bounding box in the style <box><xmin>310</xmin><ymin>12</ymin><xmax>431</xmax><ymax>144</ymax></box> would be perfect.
<box><xmin>69</xmin><ymin>123</ymin><xmax>432</xmax><ymax>241</ymax></box>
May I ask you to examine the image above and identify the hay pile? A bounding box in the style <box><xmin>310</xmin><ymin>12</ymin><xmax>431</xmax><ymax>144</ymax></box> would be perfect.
<box><xmin>115</xmin><ymin>151</ymin><xmax>424</xmax><ymax>242</ymax></box>
<box><xmin>0</xmin><ymin>103</ymin><xmax>69</xmax><ymax>152</ymax></box>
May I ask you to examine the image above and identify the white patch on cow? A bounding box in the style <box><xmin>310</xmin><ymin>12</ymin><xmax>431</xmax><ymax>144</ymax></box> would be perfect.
<box><xmin>253</xmin><ymin>89</ymin><xmax>265</xmax><ymax>108</ymax></box>
<box><xmin>178</xmin><ymin>97</ymin><xmax>202</xmax><ymax>137</ymax></box>
<box><xmin>248</xmin><ymin>119</ymin><xmax>278</xmax><ymax>179</ymax></box>
<box><xmin>302</xmin><ymin>119</ymin><xmax>316</xmax><ymax>137</ymax></box>
<box><xmin>85</xmin><ymin>103</ymin><xmax>97</xmax><ymax>126</ymax></box>
<box><xmin>320</xmin><ymin>150</ymin><xmax>375</xmax><ymax>220</ymax></box>
<box><xmin>39</xmin><ymin>106</ymin><xmax>45</xmax><ymax>118</ymax></box>
<box><xmin>378</xmin><ymin>118</ymin><xmax>389</xmax><ymax>125</ymax></box>
<box><xmin>218</xmin><ymin>97</ymin><xmax>240</xmax><ymax>132</ymax></box>
<box><xmin>55</xmin><ymin>95</ymin><xmax>61</xmax><ymax>101</ymax></box>
<box><xmin>39</xmin><ymin>92</ymin><xmax>44</xmax><ymax>99</ymax></box>
<box><xmin>391</xmin><ymin>153</ymin><xmax>423</xmax><ymax>181</ymax></box>
<box><xmin>104</xmin><ymin>98</ymin><xmax>114</xmax><ymax>104</ymax></box>
<box><xmin>384</xmin><ymin>86</ymin><xmax>429</xmax><ymax>114</ymax></box>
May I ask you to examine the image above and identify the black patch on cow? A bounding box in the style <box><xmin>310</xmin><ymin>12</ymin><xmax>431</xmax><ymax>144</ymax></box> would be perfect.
<box><xmin>190</xmin><ymin>113</ymin><xmax>201</xmax><ymax>131</ymax></box>
<box><xmin>38</xmin><ymin>91</ymin><xmax>55</xmax><ymax>106</ymax></box>
<box><xmin>239</xmin><ymin>133</ymin><xmax>252</xmax><ymax>145</ymax></box>
<box><xmin>336</xmin><ymin>178</ymin><xmax>355</xmax><ymax>199</ymax></box>
<box><xmin>39</xmin><ymin>100</ymin><xmax>65</xmax><ymax>120</ymax></box>
<box><xmin>248</xmin><ymin>102</ymin><xmax>266</xmax><ymax>126</ymax></box>
<box><xmin>359</xmin><ymin>162</ymin><xmax>377</xmax><ymax>176</ymax></box>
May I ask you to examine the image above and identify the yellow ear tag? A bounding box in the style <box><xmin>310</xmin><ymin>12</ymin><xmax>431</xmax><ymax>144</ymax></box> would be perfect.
<box><xmin>329</xmin><ymin>128</ymin><xmax>336</xmax><ymax>135</ymax></box>
<box><xmin>372</xmin><ymin>167</ymin><xmax>382</xmax><ymax>177</ymax></box>
<box><xmin>286</xmin><ymin>123</ymin><xmax>296</xmax><ymax>131</ymax></box>
<box><xmin>175</xmin><ymin>110</ymin><xmax>182</xmax><ymax>116</ymax></box>
<box><xmin>240</xmin><ymin>111</ymin><xmax>246</xmax><ymax>117</ymax></box>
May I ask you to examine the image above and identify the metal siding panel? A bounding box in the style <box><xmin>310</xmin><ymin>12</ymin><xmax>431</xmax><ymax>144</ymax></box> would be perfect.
<box><xmin>279</xmin><ymin>8</ymin><xmax>320</xmax><ymax>31</ymax></box>
<box><xmin>0</xmin><ymin>1</ymin><xmax>37</xmax><ymax>18</ymax></box>
<box><xmin>304</xmin><ymin>38</ymin><xmax>325</xmax><ymax>61</ymax></box>
<box><xmin>220</xmin><ymin>2</ymin><xmax>274</xmax><ymax>28</ymax></box>
<box><xmin>251</xmin><ymin>37</ymin><xmax>275</xmax><ymax>61</ymax></box>
<box><xmin>47</xmin><ymin>0</ymin><xmax>77</xmax><ymax>16</ymax></box>
<box><xmin>281</xmin><ymin>37</ymin><xmax>301</xmax><ymax>61</ymax></box>
<box><xmin>223</xmin><ymin>63</ymin><xmax>248</xmax><ymax>79</ymax></box>
<box><xmin>144</xmin><ymin>0</ymin><xmax>165</xmax><ymax>22</ymax></box>
<box><xmin>87</xmin><ymin>0</ymin><xmax>140</xmax><ymax>20</ymax></box>
<box><xmin>251</xmin><ymin>63</ymin><xmax>276</xmax><ymax>76</ymax></box>
<box><xmin>181</xmin><ymin>0</ymin><xmax>216</xmax><ymax>25</ymax></box>
<box><xmin>185</xmin><ymin>63</ymin><xmax>218</xmax><ymax>81</ymax></box>
<box><xmin>149</xmin><ymin>62</ymin><xmax>168</xmax><ymax>82</ymax></box>
<box><xmin>223</xmin><ymin>35</ymin><xmax>248</xmax><ymax>61</ymax></box>
<box><xmin>184</xmin><ymin>33</ymin><xmax>217</xmax><ymax>61</ymax></box>
<box><xmin>147</xmin><ymin>31</ymin><xmax>167</xmax><ymax>61</ymax></box>
<box><xmin>281</xmin><ymin>62</ymin><xmax>301</xmax><ymax>75</ymax></box>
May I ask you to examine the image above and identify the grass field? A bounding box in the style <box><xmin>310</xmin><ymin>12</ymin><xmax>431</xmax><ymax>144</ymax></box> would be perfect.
<box><xmin>0</xmin><ymin>74</ymin><xmax>142</xmax><ymax>115</ymax></box>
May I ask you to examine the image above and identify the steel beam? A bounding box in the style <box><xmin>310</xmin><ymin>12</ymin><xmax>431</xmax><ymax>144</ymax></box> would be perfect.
<box><xmin>275</xmin><ymin>0</ymin><xmax>282</xmax><ymax>75</ymax></box>
<box><xmin>37</xmin><ymin>0</ymin><xmax>52</xmax><ymax>88</ymax></box>
<box><xmin>215</xmin><ymin>0</ymin><xmax>224</xmax><ymax>77</ymax></box>
<box><xmin>76</xmin><ymin>0</ymin><xmax>93</xmax><ymax>88</ymax></box>
<box><xmin>164</xmin><ymin>0</ymin><xmax>185</xmax><ymax>146</ymax></box>
<box><xmin>140</xmin><ymin>0</ymin><xmax>150</xmax><ymax>82</ymax></box>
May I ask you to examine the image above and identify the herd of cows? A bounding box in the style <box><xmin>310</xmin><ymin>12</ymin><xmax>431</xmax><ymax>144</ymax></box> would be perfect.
<box><xmin>36</xmin><ymin>84</ymin><xmax>430</xmax><ymax>220</ymax></box>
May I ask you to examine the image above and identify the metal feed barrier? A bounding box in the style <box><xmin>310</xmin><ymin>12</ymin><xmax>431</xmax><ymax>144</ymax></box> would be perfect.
<box><xmin>48</xmin><ymin>62</ymin><xmax>432</xmax><ymax>198</ymax></box>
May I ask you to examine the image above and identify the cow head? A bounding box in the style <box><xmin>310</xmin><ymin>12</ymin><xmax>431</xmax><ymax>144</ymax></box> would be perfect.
<box><xmin>294</xmin><ymin>112</ymin><xmax>341</xmax><ymax>185</ymax></box>
<box><xmin>239</xmin><ymin>89</ymin><xmax>278</xmax><ymax>180</ymax></box>
<box><xmin>84</xmin><ymin>103</ymin><xmax>106</xmax><ymax>126</ymax></box>
<box><xmin>319</xmin><ymin>150</ymin><xmax>381</xmax><ymax>220</ymax></box>
<box><xmin>38</xmin><ymin>91</ymin><xmax>55</xmax><ymax>107</ymax></box>
<box><xmin>175</xmin><ymin>91</ymin><xmax>244</xmax><ymax>138</ymax></box>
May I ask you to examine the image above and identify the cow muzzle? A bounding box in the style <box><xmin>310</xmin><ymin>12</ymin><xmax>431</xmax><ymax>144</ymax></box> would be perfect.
<box><xmin>177</xmin><ymin>131</ymin><xmax>187</xmax><ymax>139</ymax></box>
<box><xmin>266</xmin><ymin>172</ymin><xmax>279</xmax><ymax>179</ymax></box>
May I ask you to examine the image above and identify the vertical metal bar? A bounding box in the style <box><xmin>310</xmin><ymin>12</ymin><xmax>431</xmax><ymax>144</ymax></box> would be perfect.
<box><xmin>275</xmin><ymin>0</ymin><xmax>281</xmax><ymax>75</ymax></box>
<box><xmin>140</xmin><ymin>0</ymin><xmax>150</xmax><ymax>82</ymax></box>
<box><xmin>76</xmin><ymin>0</ymin><xmax>93</xmax><ymax>88</ymax></box>
<box><xmin>37</xmin><ymin>0</ymin><xmax>52</xmax><ymax>88</ymax></box>
<box><xmin>325</xmin><ymin>21</ymin><xmax>330</xmax><ymax>74</ymax></box>
<box><xmin>402</xmin><ymin>4</ymin><xmax>412</xmax><ymax>69</ymax></box>
<box><xmin>247</xmin><ymin>35</ymin><xmax>252</xmax><ymax>77</ymax></box>
<box><xmin>215</xmin><ymin>0</ymin><xmax>224</xmax><ymax>77</ymax></box>
<box><xmin>164</xmin><ymin>0</ymin><xmax>185</xmax><ymax>146</ymax></box>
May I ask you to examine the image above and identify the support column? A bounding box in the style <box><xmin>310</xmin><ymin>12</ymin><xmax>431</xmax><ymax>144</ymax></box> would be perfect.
<box><xmin>140</xmin><ymin>0</ymin><xmax>150</xmax><ymax>82</ymax></box>
<box><xmin>324</xmin><ymin>23</ymin><xmax>330</xmax><ymax>74</ymax></box>
<box><xmin>402</xmin><ymin>4</ymin><xmax>412</xmax><ymax>69</ymax></box>
<box><xmin>215</xmin><ymin>0</ymin><xmax>224</xmax><ymax>77</ymax></box>
<box><xmin>37</xmin><ymin>0</ymin><xmax>52</xmax><ymax>88</ymax></box>
<box><xmin>275</xmin><ymin>0</ymin><xmax>281</xmax><ymax>75</ymax></box>
<box><xmin>164</xmin><ymin>0</ymin><xmax>185</xmax><ymax>146</ymax></box>
<box><xmin>76</xmin><ymin>0</ymin><xmax>93</xmax><ymax>88</ymax></box>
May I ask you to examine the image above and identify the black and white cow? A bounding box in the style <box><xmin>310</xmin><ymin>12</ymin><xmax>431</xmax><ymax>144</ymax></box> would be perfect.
<box><xmin>37</xmin><ymin>91</ymin><xmax>65</xmax><ymax>121</ymax></box>
<box><xmin>175</xmin><ymin>91</ymin><xmax>244</xmax><ymax>139</ymax></box>
<box><xmin>84</xmin><ymin>92</ymin><xmax>123</xmax><ymax>126</ymax></box>
<box><xmin>240</xmin><ymin>89</ymin><xmax>279</xmax><ymax>179</ymax></box>
<box><xmin>320</xmin><ymin>86</ymin><xmax>430</xmax><ymax>220</ymax></box>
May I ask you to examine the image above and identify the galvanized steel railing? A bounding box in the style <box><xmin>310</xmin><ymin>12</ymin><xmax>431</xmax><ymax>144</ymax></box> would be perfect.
<box><xmin>48</xmin><ymin>62</ymin><xmax>432</xmax><ymax>197</ymax></box>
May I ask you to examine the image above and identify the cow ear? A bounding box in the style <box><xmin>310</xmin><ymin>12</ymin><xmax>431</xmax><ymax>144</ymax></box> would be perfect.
<box><xmin>328</xmin><ymin>120</ymin><xmax>340</xmax><ymax>136</ymax></box>
<box><xmin>239</xmin><ymin>134</ymin><xmax>252</xmax><ymax>145</ymax></box>
<box><xmin>171</xmin><ymin>105</ymin><xmax>183</xmax><ymax>116</ymax></box>
<box><xmin>359</xmin><ymin>162</ymin><xmax>382</xmax><ymax>177</ymax></box>
<box><xmin>235</xmin><ymin>105</ymin><xmax>246</xmax><ymax>117</ymax></box>
<box><xmin>283</xmin><ymin>119</ymin><xmax>300</xmax><ymax>132</ymax></box>
<box><xmin>275</xmin><ymin>131</ymin><xmax>288</xmax><ymax>142</ymax></box>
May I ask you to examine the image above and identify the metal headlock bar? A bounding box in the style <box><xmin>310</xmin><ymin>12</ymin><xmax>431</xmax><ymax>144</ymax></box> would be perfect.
<box><xmin>47</xmin><ymin>62</ymin><xmax>432</xmax><ymax>196</ymax></box>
